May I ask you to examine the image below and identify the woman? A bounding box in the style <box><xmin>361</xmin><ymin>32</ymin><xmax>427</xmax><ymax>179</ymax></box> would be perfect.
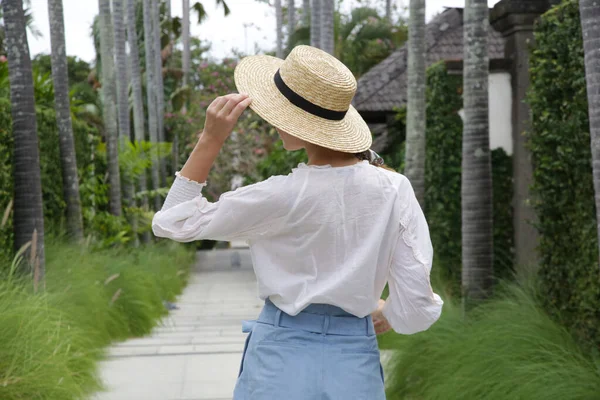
<box><xmin>152</xmin><ymin>45</ymin><xmax>443</xmax><ymax>399</ymax></box>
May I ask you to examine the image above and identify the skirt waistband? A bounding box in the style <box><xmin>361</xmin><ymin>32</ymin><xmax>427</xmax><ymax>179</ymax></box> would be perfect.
<box><xmin>255</xmin><ymin>298</ymin><xmax>376</xmax><ymax>337</ymax></box>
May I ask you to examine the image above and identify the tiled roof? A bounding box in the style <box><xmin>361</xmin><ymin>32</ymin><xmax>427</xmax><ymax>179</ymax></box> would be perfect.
<box><xmin>353</xmin><ymin>8</ymin><xmax>506</xmax><ymax>113</ymax></box>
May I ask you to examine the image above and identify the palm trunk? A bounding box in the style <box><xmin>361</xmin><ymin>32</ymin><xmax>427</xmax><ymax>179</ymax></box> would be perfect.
<box><xmin>113</xmin><ymin>0</ymin><xmax>134</xmax><ymax>207</ymax></box>
<box><xmin>310</xmin><ymin>0</ymin><xmax>321</xmax><ymax>48</ymax></box>
<box><xmin>580</xmin><ymin>0</ymin><xmax>600</xmax><ymax>267</ymax></box>
<box><xmin>2</xmin><ymin>0</ymin><xmax>46</xmax><ymax>279</ymax></box>
<box><xmin>288</xmin><ymin>0</ymin><xmax>295</xmax><ymax>51</ymax></box>
<box><xmin>182</xmin><ymin>0</ymin><xmax>190</xmax><ymax>87</ymax></box>
<box><xmin>48</xmin><ymin>0</ymin><xmax>84</xmax><ymax>241</ymax></box>
<box><xmin>404</xmin><ymin>0</ymin><xmax>426</xmax><ymax>205</ymax></box>
<box><xmin>127</xmin><ymin>0</ymin><xmax>150</xmax><ymax>242</ymax></box>
<box><xmin>143</xmin><ymin>0</ymin><xmax>161</xmax><ymax>210</ymax></box>
<box><xmin>275</xmin><ymin>0</ymin><xmax>284</xmax><ymax>58</ymax></box>
<box><xmin>151</xmin><ymin>0</ymin><xmax>167</xmax><ymax>187</ymax></box>
<box><xmin>98</xmin><ymin>0</ymin><xmax>122</xmax><ymax>216</ymax></box>
<box><xmin>386</xmin><ymin>0</ymin><xmax>392</xmax><ymax>24</ymax></box>
<box><xmin>462</xmin><ymin>0</ymin><xmax>493</xmax><ymax>304</ymax></box>
<box><xmin>320</xmin><ymin>0</ymin><xmax>334</xmax><ymax>55</ymax></box>
<box><xmin>303</xmin><ymin>0</ymin><xmax>310</xmax><ymax>27</ymax></box>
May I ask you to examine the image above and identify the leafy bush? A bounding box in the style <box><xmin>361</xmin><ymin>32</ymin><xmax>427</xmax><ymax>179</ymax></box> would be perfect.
<box><xmin>527</xmin><ymin>0</ymin><xmax>600</xmax><ymax>347</ymax></box>
<box><xmin>0</xmin><ymin>241</ymin><xmax>194</xmax><ymax>400</ymax></box>
<box><xmin>378</xmin><ymin>274</ymin><xmax>600</xmax><ymax>400</ymax></box>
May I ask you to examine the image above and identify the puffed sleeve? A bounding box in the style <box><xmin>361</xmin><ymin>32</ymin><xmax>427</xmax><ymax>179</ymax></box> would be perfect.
<box><xmin>381</xmin><ymin>177</ymin><xmax>444</xmax><ymax>334</ymax></box>
<box><xmin>152</xmin><ymin>172</ymin><xmax>290</xmax><ymax>242</ymax></box>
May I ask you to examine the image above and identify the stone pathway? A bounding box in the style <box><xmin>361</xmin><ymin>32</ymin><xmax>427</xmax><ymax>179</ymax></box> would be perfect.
<box><xmin>92</xmin><ymin>248</ymin><xmax>392</xmax><ymax>400</ymax></box>
<box><xmin>92</xmin><ymin>249</ymin><xmax>262</xmax><ymax>400</ymax></box>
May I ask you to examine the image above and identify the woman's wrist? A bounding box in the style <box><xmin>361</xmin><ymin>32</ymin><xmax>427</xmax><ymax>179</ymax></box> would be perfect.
<box><xmin>197</xmin><ymin>130</ymin><xmax>226</xmax><ymax>150</ymax></box>
<box><xmin>178</xmin><ymin>131</ymin><xmax>224</xmax><ymax>183</ymax></box>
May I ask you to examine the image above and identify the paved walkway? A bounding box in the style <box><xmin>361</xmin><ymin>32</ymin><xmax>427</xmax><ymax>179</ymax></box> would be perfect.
<box><xmin>92</xmin><ymin>249</ymin><xmax>391</xmax><ymax>400</ymax></box>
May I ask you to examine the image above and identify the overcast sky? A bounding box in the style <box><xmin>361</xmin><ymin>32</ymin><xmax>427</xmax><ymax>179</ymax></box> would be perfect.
<box><xmin>26</xmin><ymin>0</ymin><xmax>501</xmax><ymax>64</ymax></box>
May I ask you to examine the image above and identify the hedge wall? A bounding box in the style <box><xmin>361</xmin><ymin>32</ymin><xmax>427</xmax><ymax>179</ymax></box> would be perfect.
<box><xmin>0</xmin><ymin>99</ymin><xmax>100</xmax><ymax>258</ymax></box>
<box><xmin>385</xmin><ymin>62</ymin><xmax>514</xmax><ymax>294</ymax></box>
<box><xmin>527</xmin><ymin>0</ymin><xmax>600</xmax><ymax>347</ymax></box>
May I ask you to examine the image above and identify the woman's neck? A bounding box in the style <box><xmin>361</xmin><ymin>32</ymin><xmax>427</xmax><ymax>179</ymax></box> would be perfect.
<box><xmin>304</xmin><ymin>143</ymin><xmax>359</xmax><ymax>167</ymax></box>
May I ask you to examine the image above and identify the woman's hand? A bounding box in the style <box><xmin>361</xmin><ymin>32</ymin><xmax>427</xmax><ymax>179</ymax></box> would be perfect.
<box><xmin>202</xmin><ymin>93</ymin><xmax>252</xmax><ymax>144</ymax></box>
<box><xmin>371</xmin><ymin>299</ymin><xmax>392</xmax><ymax>335</ymax></box>
<box><xmin>178</xmin><ymin>93</ymin><xmax>251</xmax><ymax>183</ymax></box>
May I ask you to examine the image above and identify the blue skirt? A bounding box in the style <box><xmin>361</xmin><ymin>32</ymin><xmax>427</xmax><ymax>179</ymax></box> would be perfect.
<box><xmin>233</xmin><ymin>298</ymin><xmax>386</xmax><ymax>399</ymax></box>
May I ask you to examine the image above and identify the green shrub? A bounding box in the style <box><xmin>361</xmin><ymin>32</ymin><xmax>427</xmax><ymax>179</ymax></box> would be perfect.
<box><xmin>0</xmin><ymin>241</ymin><xmax>194</xmax><ymax>400</ymax></box>
<box><xmin>527</xmin><ymin>0</ymin><xmax>600</xmax><ymax>347</ymax></box>
<box><xmin>379</xmin><ymin>275</ymin><xmax>600</xmax><ymax>400</ymax></box>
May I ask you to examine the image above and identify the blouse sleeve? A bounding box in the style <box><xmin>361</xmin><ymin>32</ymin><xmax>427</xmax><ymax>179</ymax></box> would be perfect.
<box><xmin>152</xmin><ymin>172</ymin><xmax>290</xmax><ymax>242</ymax></box>
<box><xmin>381</xmin><ymin>177</ymin><xmax>444</xmax><ymax>335</ymax></box>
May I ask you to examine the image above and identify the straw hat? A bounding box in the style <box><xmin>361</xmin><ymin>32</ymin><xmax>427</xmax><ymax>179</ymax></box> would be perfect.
<box><xmin>234</xmin><ymin>45</ymin><xmax>372</xmax><ymax>153</ymax></box>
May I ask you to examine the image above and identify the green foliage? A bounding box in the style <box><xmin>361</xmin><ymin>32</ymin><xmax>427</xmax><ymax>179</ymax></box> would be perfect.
<box><xmin>387</xmin><ymin>62</ymin><xmax>514</xmax><ymax>293</ymax></box>
<box><xmin>0</xmin><ymin>241</ymin><xmax>194</xmax><ymax>400</ymax></box>
<box><xmin>32</xmin><ymin>54</ymin><xmax>92</xmax><ymax>88</ymax></box>
<box><xmin>423</xmin><ymin>63</ymin><xmax>465</xmax><ymax>290</ymax></box>
<box><xmin>337</xmin><ymin>7</ymin><xmax>407</xmax><ymax>77</ymax></box>
<box><xmin>527</xmin><ymin>0</ymin><xmax>600</xmax><ymax>347</ymax></box>
<box><xmin>286</xmin><ymin>6</ymin><xmax>407</xmax><ymax>78</ymax></box>
<box><xmin>378</xmin><ymin>273</ymin><xmax>600</xmax><ymax>400</ymax></box>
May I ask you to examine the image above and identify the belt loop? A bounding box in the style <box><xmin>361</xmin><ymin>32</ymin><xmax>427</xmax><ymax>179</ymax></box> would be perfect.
<box><xmin>322</xmin><ymin>314</ymin><xmax>331</xmax><ymax>336</ymax></box>
<box><xmin>274</xmin><ymin>309</ymin><xmax>282</xmax><ymax>328</ymax></box>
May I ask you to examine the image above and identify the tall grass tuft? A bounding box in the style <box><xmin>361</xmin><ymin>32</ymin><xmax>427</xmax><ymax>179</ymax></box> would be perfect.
<box><xmin>378</xmin><ymin>271</ymin><xmax>600</xmax><ymax>400</ymax></box>
<box><xmin>0</xmin><ymin>240</ymin><xmax>194</xmax><ymax>400</ymax></box>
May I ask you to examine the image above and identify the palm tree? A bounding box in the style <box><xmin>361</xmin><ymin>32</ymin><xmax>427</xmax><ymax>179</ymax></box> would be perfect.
<box><xmin>98</xmin><ymin>0</ymin><xmax>122</xmax><ymax>216</ymax></box>
<box><xmin>275</xmin><ymin>0</ymin><xmax>283</xmax><ymax>58</ymax></box>
<box><xmin>143</xmin><ymin>0</ymin><xmax>161</xmax><ymax>210</ymax></box>
<box><xmin>310</xmin><ymin>0</ymin><xmax>321</xmax><ymax>48</ymax></box>
<box><xmin>182</xmin><ymin>0</ymin><xmax>190</xmax><ymax>88</ymax></box>
<box><xmin>47</xmin><ymin>0</ymin><xmax>83</xmax><ymax>241</ymax></box>
<box><xmin>462</xmin><ymin>0</ymin><xmax>493</xmax><ymax>304</ymax></box>
<box><xmin>288</xmin><ymin>0</ymin><xmax>295</xmax><ymax>51</ymax></box>
<box><xmin>127</xmin><ymin>0</ymin><xmax>150</xmax><ymax>238</ymax></box>
<box><xmin>151</xmin><ymin>0</ymin><xmax>167</xmax><ymax>186</ymax></box>
<box><xmin>0</xmin><ymin>0</ymin><xmax>43</xmax><ymax>55</ymax></box>
<box><xmin>404</xmin><ymin>0</ymin><xmax>426</xmax><ymax>205</ymax></box>
<box><xmin>112</xmin><ymin>0</ymin><xmax>134</xmax><ymax>205</ymax></box>
<box><xmin>579</xmin><ymin>0</ymin><xmax>600</xmax><ymax>266</ymax></box>
<box><xmin>302</xmin><ymin>0</ymin><xmax>310</xmax><ymax>27</ymax></box>
<box><xmin>181</xmin><ymin>1</ymin><xmax>230</xmax><ymax>87</ymax></box>
<box><xmin>320</xmin><ymin>0</ymin><xmax>334</xmax><ymax>54</ymax></box>
<box><xmin>386</xmin><ymin>0</ymin><xmax>392</xmax><ymax>24</ymax></box>
<box><xmin>2</xmin><ymin>0</ymin><xmax>46</xmax><ymax>279</ymax></box>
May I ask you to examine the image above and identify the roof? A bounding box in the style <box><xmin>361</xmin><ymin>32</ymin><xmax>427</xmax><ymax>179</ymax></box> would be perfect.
<box><xmin>353</xmin><ymin>8</ymin><xmax>506</xmax><ymax>113</ymax></box>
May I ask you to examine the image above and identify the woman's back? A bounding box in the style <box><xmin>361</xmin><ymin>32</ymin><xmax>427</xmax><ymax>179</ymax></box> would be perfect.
<box><xmin>153</xmin><ymin>159</ymin><xmax>442</xmax><ymax>334</ymax></box>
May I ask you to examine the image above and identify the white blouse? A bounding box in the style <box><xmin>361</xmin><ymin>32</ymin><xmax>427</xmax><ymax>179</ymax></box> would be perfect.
<box><xmin>152</xmin><ymin>161</ymin><xmax>443</xmax><ymax>334</ymax></box>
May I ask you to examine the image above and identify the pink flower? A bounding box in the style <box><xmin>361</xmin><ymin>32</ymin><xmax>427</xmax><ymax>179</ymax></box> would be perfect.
<box><xmin>376</xmin><ymin>39</ymin><xmax>383</xmax><ymax>45</ymax></box>
<box><xmin>165</xmin><ymin>112</ymin><xmax>174</xmax><ymax>118</ymax></box>
<box><xmin>211</xmin><ymin>71</ymin><xmax>219</xmax><ymax>77</ymax></box>
<box><xmin>209</xmin><ymin>84</ymin><xmax>215</xmax><ymax>91</ymax></box>
<box><xmin>187</xmin><ymin>118</ymin><xmax>193</xmax><ymax>123</ymax></box>
<box><xmin>200</xmin><ymin>62</ymin><xmax>209</xmax><ymax>69</ymax></box>
<box><xmin>199</xmin><ymin>101</ymin><xmax>208</xmax><ymax>108</ymax></box>
<box><xmin>254</xmin><ymin>148</ymin><xmax>265</xmax><ymax>155</ymax></box>
<box><xmin>0</xmin><ymin>55</ymin><xmax>6</xmax><ymax>63</ymax></box>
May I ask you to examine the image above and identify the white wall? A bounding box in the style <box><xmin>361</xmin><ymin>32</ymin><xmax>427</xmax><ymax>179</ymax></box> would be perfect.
<box><xmin>459</xmin><ymin>71</ymin><xmax>513</xmax><ymax>155</ymax></box>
